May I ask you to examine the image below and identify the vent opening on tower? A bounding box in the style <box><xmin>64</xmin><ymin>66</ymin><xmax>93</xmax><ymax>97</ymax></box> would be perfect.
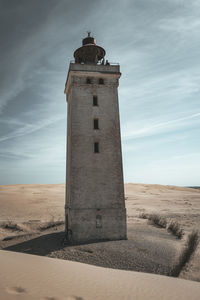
<box><xmin>94</xmin><ymin>142</ymin><xmax>99</xmax><ymax>153</ymax></box>
<box><xmin>94</xmin><ymin>119</ymin><xmax>99</xmax><ymax>129</ymax></box>
<box><xmin>87</xmin><ymin>78</ymin><xmax>92</xmax><ymax>84</ymax></box>
<box><xmin>99</xmin><ymin>78</ymin><xmax>104</xmax><ymax>84</ymax></box>
<box><xmin>93</xmin><ymin>96</ymin><xmax>98</xmax><ymax>106</ymax></box>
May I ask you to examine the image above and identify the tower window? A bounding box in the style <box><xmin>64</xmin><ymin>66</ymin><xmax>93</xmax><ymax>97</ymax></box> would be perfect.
<box><xmin>96</xmin><ymin>215</ymin><xmax>102</xmax><ymax>228</ymax></box>
<box><xmin>87</xmin><ymin>78</ymin><xmax>92</xmax><ymax>84</ymax></box>
<box><xmin>94</xmin><ymin>119</ymin><xmax>99</xmax><ymax>129</ymax></box>
<box><xmin>99</xmin><ymin>78</ymin><xmax>104</xmax><ymax>84</ymax></box>
<box><xmin>94</xmin><ymin>142</ymin><xmax>99</xmax><ymax>153</ymax></box>
<box><xmin>93</xmin><ymin>96</ymin><xmax>98</xmax><ymax>106</ymax></box>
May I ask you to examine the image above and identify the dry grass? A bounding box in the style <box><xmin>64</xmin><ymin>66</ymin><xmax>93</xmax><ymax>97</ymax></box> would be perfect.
<box><xmin>139</xmin><ymin>212</ymin><xmax>148</xmax><ymax>219</ymax></box>
<box><xmin>38</xmin><ymin>219</ymin><xmax>64</xmax><ymax>231</ymax></box>
<box><xmin>139</xmin><ymin>213</ymin><xmax>167</xmax><ymax>228</ymax></box>
<box><xmin>167</xmin><ymin>220</ymin><xmax>184</xmax><ymax>239</ymax></box>
<box><xmin>169</xmin><ymin>230</ymin><xmax>199</xmax><ymax>277</ymax></box>
<box><xmin>148</xmin><ymin>214</ymin><xmax>167</xmax><ymax>228</ymax></box>
<box><xmin>0</xmin><ymin>221</ymin><xmax>23</xmax><ymax>232</ymax></box>
<box><xmin>139</xmin><ymin>213</ymin><xmax>184</xmax><ymax>239</ymax></box>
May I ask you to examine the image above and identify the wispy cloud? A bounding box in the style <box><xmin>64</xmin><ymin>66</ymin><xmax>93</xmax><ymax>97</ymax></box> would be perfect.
<box><xmin>172</xmin><ymin>153</ymin><xmax>200</xmax><ymax>160</ymax></box>
<box><xmin>1</xmin><ymin>0</ymin><xmax>200</xmax><ymax>185</ymax></box>
<box><xmin>0</xmin><ymin>116</ymin><xmax>65</xmax><ymax>143</ymax></box>
<box><xmin>158</xmin><ymin>15</ymin><xmax>200</xmax><ymax>34</ymax></box>
<box><xmin>122</xmin><ymin>113</ymin><xmax>200</xmax><ymax>140</ymax></box>
<box><xmin>0</xmin><ymin>151</ymin><xmax>32</xmax><ymax>161</ymax></box>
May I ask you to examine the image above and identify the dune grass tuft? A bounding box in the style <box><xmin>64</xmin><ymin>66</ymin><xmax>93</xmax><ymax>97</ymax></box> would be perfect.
<box><xmin>139</xmin><ymin>213</ymin><xmax>167</xmax><ymax>228</ymax></box>
<box><xmin>0</xmin><ymin>221</ymin><xmax>23</xmax><ymax>231</ymax></box>
<box><xmin>169</xmin><ymin>230</ymin><xmax>199</xmax><ymax>277</ymax></box>
<box><xmin>139</xmin><ymin>213</ymin><xmax>185</xmax><ymax>239</ymax></box>
<box><xmin>139</xmin><ymin>212</ymin><xmax>148</xmax><ymax>219</ymax></box>
<box><xmin>39</xmin><ymin>220</ymin><xmax>64</xmax><ymax>231</ymax></box>
<box><xmin>167</xmin><ymin>220</ymin><xmax>184</xmax><ymax>239</ymax></box>
<box><xmin>147</xmin><ymin>214</ymin><xmax>167</xmax><ymax>228</ymax></box>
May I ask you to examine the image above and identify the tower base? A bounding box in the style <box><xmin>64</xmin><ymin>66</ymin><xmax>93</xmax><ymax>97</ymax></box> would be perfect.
<box><xmin>66</xmin><ymin>208</ymin><xmax>127</xmax><ymax>242</ymax></box>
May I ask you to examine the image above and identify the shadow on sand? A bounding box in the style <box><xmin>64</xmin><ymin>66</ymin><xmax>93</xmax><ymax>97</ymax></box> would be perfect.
<box><xmin>5</xmin><ymin>231</ymin><xmax>66</xmax><ymax>256</ymax></box>
<box><xmin>2</xmin><ymin>225</ymin><xmax>182</xmax><ymax>277</ymax></box>
<box><xmin>4</xmin><ymin>231</ymin><xmax>111</xmax><ymax>256</ymax></box>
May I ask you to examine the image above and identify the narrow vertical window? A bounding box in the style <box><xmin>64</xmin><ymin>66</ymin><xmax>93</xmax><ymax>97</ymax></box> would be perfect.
<box><xmin>96</xmin><ymin>215</ymin><xmax>102</xmax><ymax>228</ymax></box>
<box><xmin>93</xmin><ymin>96</ymin><xmax>98</xmax><ymax>106</ymax></box>
<box><xmin>87</xmin><ymin>78</ymin><xmax>91</xmax><ymax>84</ymax></box>
<box><xmin>99</xmin><ymin>78</ymin><xmax>104</xmax><ymax>84</ymax></box>
<box><xmin>94</xmin><ymin>142</ymin><xmax>99</xmax><ymax>153</ymax></box>
<box><xmin>94</xmin><ymin>119</ymin><xmax>99</xmax><ymax>129</ymax></box>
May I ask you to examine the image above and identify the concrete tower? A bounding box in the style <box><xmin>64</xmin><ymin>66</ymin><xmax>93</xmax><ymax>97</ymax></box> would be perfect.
<box><xmin>64</xmin><ymin>33</ymin><xmax>126</xmax><ymax>242</ymax></box>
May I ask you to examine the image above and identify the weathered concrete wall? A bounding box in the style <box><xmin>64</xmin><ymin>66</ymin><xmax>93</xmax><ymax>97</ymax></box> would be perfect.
<box><xmin>65</xmin><ymin>63</ymin><xmax>126</xmax><ymax>242</ymax></box>
<box><xmin>68</xmin><ymin>208</ymin><xmax>126</xmax><ymax>242</ymax></box>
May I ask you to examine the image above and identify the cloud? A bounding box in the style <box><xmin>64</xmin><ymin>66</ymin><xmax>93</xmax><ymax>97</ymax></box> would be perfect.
<box><xmin>1</xmin><ymin>0</ymin><xmax>200</xmax><ymax>185</ymax></box>
<box><xmin>172</xmin><ymin>153</ymin><xmax>200</xmax><ymax>160</ymax></box>
<box><xmin>0</xmin><ymin>116</ymin><xmax>65</xmax><ymax>143</ymax></box>
<box><xmin>159</xmin><ymin>17</ymin><xmax>200</xmax><ymax>34</ymax></box>
<box><xmin>0</xmin><ymin>0</ymin><xmax>87</xmax><ymax>114</ymax></box>
<box><xmin>0</xmin><ymin>151</ymin><xmax>31</xmax><ymax>161</ymax></box>
<box><xmin>122</xmin><ymin>113</ymin><xmax>200</xmax><ymax>140</ymax></box>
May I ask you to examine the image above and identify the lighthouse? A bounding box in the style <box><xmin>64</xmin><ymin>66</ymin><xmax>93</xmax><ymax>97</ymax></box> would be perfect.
<box><xmin>64</xmin><ymin>33</ymin><xmax>126</xmax><ymax>242</ymax></box>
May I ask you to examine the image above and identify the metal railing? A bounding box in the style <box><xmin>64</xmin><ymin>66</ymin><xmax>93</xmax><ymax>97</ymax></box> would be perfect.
<box><xmin>69</xmin><ymin>60</ymin><xmax>119</xmax><ymax>66</ymax></box>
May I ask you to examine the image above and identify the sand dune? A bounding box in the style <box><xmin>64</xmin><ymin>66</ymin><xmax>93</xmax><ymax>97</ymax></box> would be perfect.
<box><xmin>0</xmin><ymin>184</ymin><xmax>65</xmax><ymax>223</ymax></box>
<box><xmin>0</xmin><ymin>250</ymin><xmax>200</xmax><ymax>300</ymax></box>
<box><xmin>0</xmin><ymin>183</ymin><xmax>200</xmax><ymax>299</ymax></box>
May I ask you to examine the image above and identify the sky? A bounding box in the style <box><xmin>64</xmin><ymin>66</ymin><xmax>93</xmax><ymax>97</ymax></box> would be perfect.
<box><xmin>0</xmin><ymin>0</ymin><xmax>200</xmax><ymax>186</ymax></box>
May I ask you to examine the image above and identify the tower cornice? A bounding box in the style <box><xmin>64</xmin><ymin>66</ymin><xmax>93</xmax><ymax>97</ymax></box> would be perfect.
<box><xmin>64</xmin><ymin>63</ymin><xmax>121</xmax><ymax>95</ymax></box>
